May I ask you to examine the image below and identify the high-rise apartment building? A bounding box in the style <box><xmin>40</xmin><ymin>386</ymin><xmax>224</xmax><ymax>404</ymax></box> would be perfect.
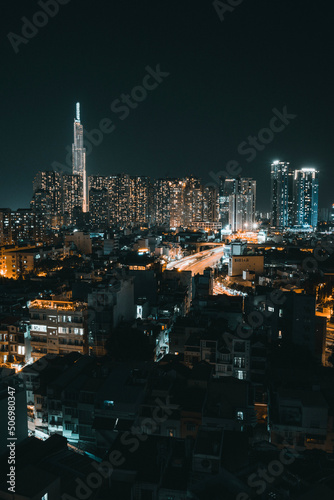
<box><xmin>169</xmin><ymin>179</ymin><xmax>185</xmax><ymax>228</ymax></box>
<box><xmin>271</xmin><ymin>161</ymin><xmax>290</xmax><ymax>228</ymax></box>
<box><xmin>229</xmin><ymin>178</ymin><xmax>256</xmax><ymax>232</ymax></box>
<box><xmin>11</xmin><ymin>209</ymin><xmax>35</xmax><ymax>243</ymax></box>
<box><xmin>30</xmin><ymin>189</ymin><xmax>52</xmax><ymax>240</ymax></box>
<box><xmin>62</xmin><ymin>174</ymin><xmax>84</xmax><ymax>225</ymax></box>
<box><xmin>130</xmin><ymin>176</ymin><xmax>151</xmax><ymax>227</ymax></box>
<box><xmin>33</xmin><ymin>171</ymin><xmax>62</xmax><ymax>217</ymax></box>
<box><xmin>202</xmin><ymin>185</ymin><xmax>219</xmax><ymax>225</ymax></box>
<box><xmin>183</xmin><ymin>176</ymin><xmax>203</xmax><ymax>227</ymax></box>
<box><xmin>239</xmin><ymin>178</ymin><xmax>256</xmax><ymax>219</ymax></box>
<box><xmin>0</xmin><ymin>209</ymin><xmax>36</xmax><ymax>246</ymax></box>
<box><xmin>293</xmin><ymin>168</ymin><xmax>319</xmax><ymax>227</ymax></box>
<box><xmin>89</xmin><ymin>175</ymin><xmax>114</xmax><ymax>226</ymax></box>
<box><xmin>89</xmin><ymin>187</ymin><xmax>109</xmax><ymax>229</ymax></box>
<box><xmin>153</xmin><ymin>178</ymin><xmax>170</xmax><ymax>226</ymax></box>
<box><xmin>115</xmin><ymin>173</ymin><xmax>131</xmax><ymax>226</ymax></box>
<box><xmin>287</xmin><ymin>167</ymin><xmax>295</xmax><ymax>226</ymax></box>
<box><xmin>89</xmin><ymin>174</ymin><xmax>151</xmax><ymax>228</ymax></box>
<box><xmin>0</xmin><ymin>209</ymin><xmax>12</xmax><ymax>246</ymax></box>
<box><xmin>219</xmin><ymin>178</ymin><xmax>237</xmax><ymax>228</ymax></box>
<box><xmin>167</xmin><ymin>177</ymin><xmax>219</xmax><ymax>229</ymax></box>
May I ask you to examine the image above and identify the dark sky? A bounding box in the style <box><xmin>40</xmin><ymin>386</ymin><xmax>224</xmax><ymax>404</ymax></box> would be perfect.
<box><xmin>2</xmin><ymin>0</ymin><xmax>333</xmax><ymax>211</ymax></box>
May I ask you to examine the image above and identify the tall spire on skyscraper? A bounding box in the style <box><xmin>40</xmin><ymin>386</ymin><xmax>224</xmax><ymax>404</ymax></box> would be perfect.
<box><xmin>72</xmin><ymin>102</ymin><xmax>88</xmax><ymax>212</ymax></box>
<box><xmin>76</xmin><ymin>102</ymin><xmax>80</xmax><ymax>123</ymax></box>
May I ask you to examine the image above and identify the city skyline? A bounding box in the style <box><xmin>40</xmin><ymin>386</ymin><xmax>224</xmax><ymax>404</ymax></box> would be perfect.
<box><xmin>0</xmin><ymin>134</ymin><xmax>324</xmax><ymax>219</ymax></box>
<box><xmin>2</xmin><ymin>98</ymin><xmax>327</xmax><ymax>214</ymax></box>
<box><xmin>2</xmin><ymin>1</ymin><xmax>333</xmax><ymax>211</ymax></box>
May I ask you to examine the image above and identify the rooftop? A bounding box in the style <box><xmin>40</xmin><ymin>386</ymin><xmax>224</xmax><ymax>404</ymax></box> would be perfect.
<box><xmin>29</xmin><ymin>298</ymin><xmax>87</xmax><ymax>311</ymax></box>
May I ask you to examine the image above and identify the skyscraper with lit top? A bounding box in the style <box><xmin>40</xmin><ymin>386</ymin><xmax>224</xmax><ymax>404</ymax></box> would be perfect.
<box><xmin>294</xmin><ymin>167</ymin><xmax>319</xmax><ymax>228</ymax></box>
<box><xmin>72</xmin><ymin>102</ymin><xmax>88</xmax><ymax>212</ymax></box>
<box><xmin>271</xmin><ymin>161</ymin><xmax>290</xmax><ymax>228</ymax></box>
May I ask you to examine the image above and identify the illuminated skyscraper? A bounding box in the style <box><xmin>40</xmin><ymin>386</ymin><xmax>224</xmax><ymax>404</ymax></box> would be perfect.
<box><xmin>219</xmin><ymin>178</ymin><xmax>237</xmax><ymax>228</ymax></box>
<box><xmin>271</xmin><ymin>161</ymin><xmax>290</xmax><ymax>228</ymax></box>
<box><xmin>184</xmin><ymin>176</ymin><xmax>203</xmax><ymax>227</ymax></box>
<box><xmin>115</xmin><ymin>174</ymin><xmax>131</xmax><ymax>226</ymax></box>
<box><xmin>62</xmin><ymin>174</ymin><xmax>84</xmax><ymax>225</ymax></box>
<box><xmin>228</xmin><ymin>178</ymin><xmax>256</xmax><ymax>232</ymax></box>
<box><xmin>30</xmin><ymin>189</ymin><xmax>52</xmax><ymax>241</ymax></box>
<box><xmin>153</xmin><ymin>178</ymin><xmax>170</xmax><ymax>226</ymax></box>
<box><xmin>169</xmin><ymin>179</ymin><xmax>185</xmax><ymax>228</ymax></box>
<box><xmin>130</xmin><ymin>176</ymin><xmax>151</xmax><ymax>227</ymax></box>
<box><xmin>239</xmin><ymin>178</ymin><xmax>256</xmax><ymax>219</ymax></box>
<box><xmin>33</xmin><ymin>171</ymin><xmax>62</xmax><ymax>227</ymax></box>
<box><xmin>72</xmin><ymin>103</ymin><xmax>88</xmax><ymax>212</ymax></box>
<box><xmin>294</xmin><ymin>168</ymin><xmax>319</xmax><ymax>227</ymax></box>
<box><xmin>202</xmin><ymin>185</ymin><xmax>219</xmax><ymax>225</ymax></box>
<box><xmin>89</xmin><ymin>188</ymin><xmax>109</xmax><ymax>229</ymax></box>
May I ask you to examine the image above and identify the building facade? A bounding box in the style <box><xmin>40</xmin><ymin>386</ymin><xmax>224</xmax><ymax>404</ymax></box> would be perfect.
<box><xmin>271</xmin><ymin>161</ymin><xmax>290</xmax><ymax>228</ymax></box>
<box><xmin>294</xmin><ymin>168</ymin><xmax>319</xmax><ymax>227</ymax></box>
<box><xmin>29</xmin><ymin>299</ymin><xmax>88</xmax><ymax>361</ymax></box>
<box><xmin>229</xmin><ymin>178</ymin><xmax>256</xmax><ymax>232</ymax></box>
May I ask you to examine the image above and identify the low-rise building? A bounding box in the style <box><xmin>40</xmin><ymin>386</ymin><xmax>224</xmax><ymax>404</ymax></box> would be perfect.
<box><xmin>0</xmin><ymin>246</ymin><xmax>36</xmax><ymax>279</ymax></box>
<box><xmin>29</xmin><ymin>298</ymin><xmax>88</xmax><ymax>360</ymax></box>
<box><xmin>228</xmin><ymin>255</ymin><xmax>264</xmax><ymax>277</ymax></box>
<box><xmin>269</xmin><ymin>388</ymin><xmax>333</xmax><ymax>452</ymax></box>
<box><xmin>0</xmin><ymin>317</ymin><xmax>27</xmax><ymax>369</ymax></box>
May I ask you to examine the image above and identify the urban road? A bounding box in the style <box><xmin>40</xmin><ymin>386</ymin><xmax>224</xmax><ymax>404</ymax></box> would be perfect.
<box><xmin>166</xmin><ymin>246</ymin><xmax>225</xmax><ymax>276</ymax></box>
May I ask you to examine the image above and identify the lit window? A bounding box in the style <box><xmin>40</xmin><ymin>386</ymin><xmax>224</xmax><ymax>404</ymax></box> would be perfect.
<box><xmin>104</xmin><ymin>400</ymin><xmax>114</xmax><ymax>408</ymax></box>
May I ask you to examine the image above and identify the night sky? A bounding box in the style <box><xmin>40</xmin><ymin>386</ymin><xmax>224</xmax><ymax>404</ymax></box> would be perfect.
<box><xmin>2</xmin><ymin>0</ymin><xmax>333</xmax><ymax>211</ymax></box>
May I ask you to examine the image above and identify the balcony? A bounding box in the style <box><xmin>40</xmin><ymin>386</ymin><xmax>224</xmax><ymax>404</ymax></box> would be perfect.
<box><xmin>49</xmin><ymin>421</ymin><xmax>63</xmax><ymax>429</ymax></box>
<box><xmin>31</xmin><ymin>338</ymin><xmax>47</xmax><ymax>344</ymax></box>
<box><xmin>31</xmin><ymin>348</ymin><xmax>47</xmax><ymax>355</ymax></box>
<box><xmin>49</xmin><ymin>409</ymin><xmax>62</xmax><ymax>416</ymax></box>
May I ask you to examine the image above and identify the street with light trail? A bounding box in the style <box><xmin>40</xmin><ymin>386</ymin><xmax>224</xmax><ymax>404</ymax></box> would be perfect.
<box><xmin>166</xmin><ymin>246</ymin><xmax>225</xmax><ymax>276</ymax></box>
